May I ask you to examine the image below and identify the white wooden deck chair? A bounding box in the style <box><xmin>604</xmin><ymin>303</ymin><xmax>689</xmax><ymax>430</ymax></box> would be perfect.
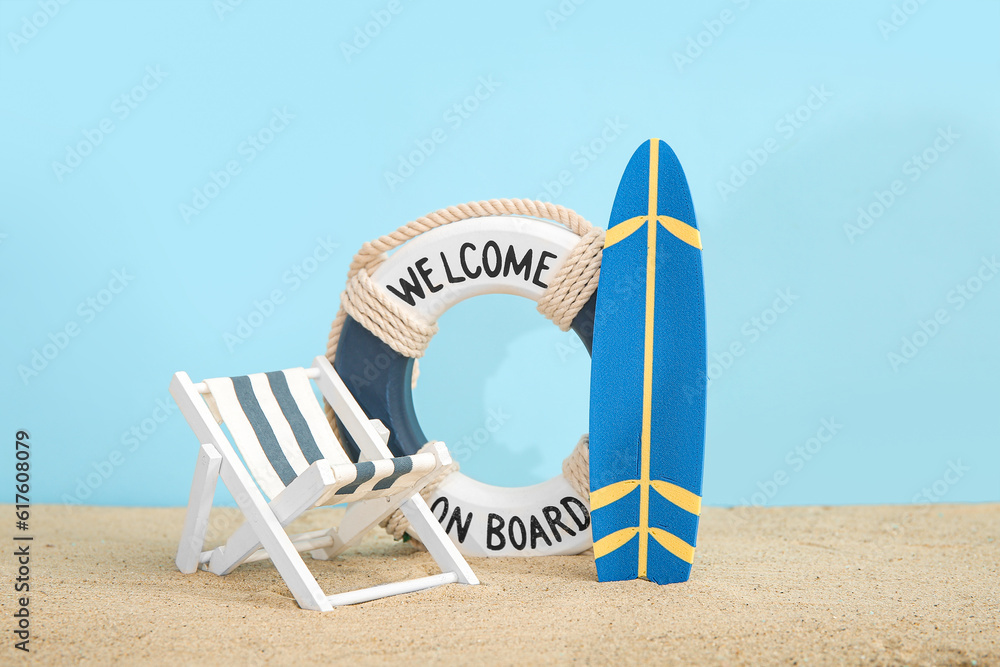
<box><xmin>170</xmin><ymin>355</ymin><xmax>478</xmax><ymax>611</ymax></box>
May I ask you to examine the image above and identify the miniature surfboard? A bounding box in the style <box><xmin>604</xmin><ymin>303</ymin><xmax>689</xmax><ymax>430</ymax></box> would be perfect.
<box><xmin>589</xmin><ymin>139</ymin><xmax>706</xmax><ymax>584</ymax></box>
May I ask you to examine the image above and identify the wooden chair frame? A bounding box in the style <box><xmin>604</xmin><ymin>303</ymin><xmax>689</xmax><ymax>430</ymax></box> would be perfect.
<box><xmin>170</xmin><ymin>355</ymin><xmax>478</xmax><ymax>611</ymax></box>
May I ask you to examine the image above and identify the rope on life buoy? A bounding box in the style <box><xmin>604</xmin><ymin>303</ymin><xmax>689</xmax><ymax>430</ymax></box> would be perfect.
<box><xmin>324</xmin><ymin>198</ymin><xmax>603</xmax><ymax>547</ymax></box>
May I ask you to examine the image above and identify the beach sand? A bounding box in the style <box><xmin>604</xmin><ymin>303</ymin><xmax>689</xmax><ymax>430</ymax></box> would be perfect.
<box><xmin>2</xmin><ymin>503</ymin><xmax>996</xmax><ymax>665</ymax></box>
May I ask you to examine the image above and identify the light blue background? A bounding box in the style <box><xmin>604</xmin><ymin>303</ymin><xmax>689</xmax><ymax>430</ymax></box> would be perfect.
<box><xmin>1</xmin><ymin>0</ymin><xmax>997</xmax><ymax>508</ymax></box>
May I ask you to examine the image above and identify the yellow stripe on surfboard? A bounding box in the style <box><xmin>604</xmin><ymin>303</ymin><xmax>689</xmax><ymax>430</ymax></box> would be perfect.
<box><xmin>637</xmin><ymin>139</ymin><xmax>658</xmax><ymax>579</ymax></box>
<box><xmin>650</xmin><ymin>480</ymin><xmax>702</xmax><ymax>516</ymax></box>
<box><xmin>594</xmin><ymin>526</ymin><xmax>694</xmax><ymax>563</ymax></box>
<box><xmin>592</xmin><ymin>525</ymin><xmax>696</xmax><ymax>563</ymax></box>
<box><xmin>604</xmin><ymin>216</ymin><xmax>645</xmax><ymax>247</ymax></box>
<box><xmin>590</xmin><ymin>480</ymin><xmax>639</xmax><ymax>511</ymax></box>
<box><xmin>649</xmin><ymin>528</ymin><xmax>695</xmax><ymax>564</ymax></box>
<box><xmin>593</xmin><ymin>527</ymin><xmax>638</xmax><ymax>559</ymax></box>
<box><xmin>658</xmin><ymin>216</ymin><xmax>702</xmax><ymax>249</ymax></box>
<box><xmin>605</xmin><ymin>215</ymin><xmax>702</xmax><ymax>250</ymax></box>
<box><xmin>592</xmin><ymin>478</ymin><xmax>701</xmax><ymax>514</ymax></box>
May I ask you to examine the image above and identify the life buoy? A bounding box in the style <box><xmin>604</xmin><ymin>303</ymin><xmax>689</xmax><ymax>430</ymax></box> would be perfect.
<box><xmin>332</xmin><ymin>208</ymin><xmax>599</xmax><ymax>557</ymax></box>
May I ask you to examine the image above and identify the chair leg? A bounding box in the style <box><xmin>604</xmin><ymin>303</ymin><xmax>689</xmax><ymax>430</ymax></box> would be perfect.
<box><xmin>176</xmin><ymin>444</ymin><xmax>223</xmax><ymax>574</ymax></box>
<box><xmin>309</xmin><ymin>495</ymin><xmax>404</xmax><ymax>560</ymax></box>
<box><xmin>215</xmin><ymin>459</ymin><xmax>333</xmax><ymax>611</ymax></box>
<box><xmin>308</xmin><ymin>447</ymin><xmax>448</xmax><ymax>561</ymax></box>
<box><xmin>208</xmin><ymin>461</ymin><xmax>332</xmax><ymax>576</ymax></box>
<box><xmin>331</xmin><ymin>439</ymin><xmax>477</xmax><ymax>585</ymax></box>
<box><xmin>399</xmin><ymin>495</ymin><xmax>479</xmax><ymax>585</ymax></box>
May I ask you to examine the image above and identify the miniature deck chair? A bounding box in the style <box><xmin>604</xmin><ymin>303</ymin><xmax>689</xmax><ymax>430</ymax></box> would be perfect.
<box><xmin>170</xmin><ymin>355</ymin><xmax>478</xmax><ymax>611</ymax></box>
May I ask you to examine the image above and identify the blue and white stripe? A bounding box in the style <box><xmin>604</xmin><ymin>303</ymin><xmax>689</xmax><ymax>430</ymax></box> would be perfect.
<box><xmin>203</xmin><ymin>368</ymin><xmax>431</xmax><ymax>501</ymax></box>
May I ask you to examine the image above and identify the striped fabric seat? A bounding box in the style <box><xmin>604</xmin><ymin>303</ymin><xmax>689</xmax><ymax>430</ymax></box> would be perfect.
<box><xmin>171</xmin><ymin>355</ymin><xmax>478</xmax><ymax>610</ymax></box>
<box><xmin>203</xmin><ymin>368</ymin><xmax>433</xmax><ymax>502</ymax></box>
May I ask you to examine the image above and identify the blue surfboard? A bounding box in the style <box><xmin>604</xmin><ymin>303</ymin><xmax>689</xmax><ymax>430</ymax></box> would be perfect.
<box><xmin>589</xmin><ymin>139</ymin><xmax>706</xmax><ymax>584</ymax></box>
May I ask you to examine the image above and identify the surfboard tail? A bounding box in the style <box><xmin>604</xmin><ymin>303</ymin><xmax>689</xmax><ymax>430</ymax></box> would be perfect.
<box><xmin>591</xmin><ymin>475</ymin><xmax>701</xmax><ymax>583</ymax></box>
<box><xmin>594</xmin><ymin>534</ymin><xmax>695</xmax><ymax>584</ymax></box>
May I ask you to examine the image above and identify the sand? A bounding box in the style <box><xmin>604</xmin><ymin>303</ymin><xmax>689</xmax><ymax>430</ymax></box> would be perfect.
<box><xmin>1</xmin><ymin>503</ymin><xmax>996</xmax><ymax>665</ymax></box>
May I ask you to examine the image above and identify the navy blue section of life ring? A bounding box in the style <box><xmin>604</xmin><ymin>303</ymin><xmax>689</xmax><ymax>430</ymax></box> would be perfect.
<box><xmin>334</xmin><ymin>292</ymin><xmax>597</xmax><ymax>461</ymax></box>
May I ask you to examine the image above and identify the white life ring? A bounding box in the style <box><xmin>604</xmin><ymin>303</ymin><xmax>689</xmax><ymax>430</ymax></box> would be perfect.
<box><xmin>333</xmin><ymin>213</ymin><xmax>597</xmax><ymax>556</ymax></box>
